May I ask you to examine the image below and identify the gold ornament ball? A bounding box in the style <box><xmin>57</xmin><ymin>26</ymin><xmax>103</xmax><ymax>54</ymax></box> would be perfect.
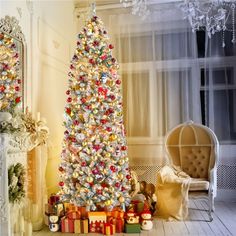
<box><xmin>119</xmin><ymin>159</ymin><xmax>125</xmax><ymax>165</ymax></box>
<box><xmin>118</xmin><ymin>173</ymin><xmax>124</xmax><ymax>180</ymax></box>
<box><xmin>119</xmin><ymin>196</ymin><xmax>125</xmax><ymax>203</ymax></box>
<box><xmin>124</xmin><ymin>157</ymin><xmax>129</xmax><ymax>162</ymax></box>
<box><xmin>109</xmin><ymin>186</ymin><xmax>114</xmax><ymax>192</ymax></box>
<box><xmin>82</xmin><ymin>142</ymin><xmax>87</xmax><ymax>146</ymax></box>
<box><xmin>109</xmin><ymin>134</ymin><xmax>117</xmax><ymax>141</ymax></box>
<box><xmin>73</xmin><ymin>172</ymin><xmax>79</xmax><ymax>178</ymax></box>
<box><xmin>91</xmin><ymin>155</ymin><xmax>98</xmax><ymax>161</ymax></box>
<box><xmin>105</xmin><ymin>153</ymin><xmax>111</xmax><ymax>158</ymax></box>
<box><xmin>86</xmin><ymin>176</ymin><xmax>94</xmax><ymax>183</ymax></box>
<box><xmin>105</xmin><ymin>200</ymin><xmax>112</xmax><ymax>206</ymax></box>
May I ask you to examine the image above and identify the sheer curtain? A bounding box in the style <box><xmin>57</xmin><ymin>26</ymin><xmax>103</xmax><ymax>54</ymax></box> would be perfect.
<box><xmin>96</xmin><ymin>5</ymin><xmax>199</xmax><ymax>172</ymax></box>
<box><xmin>204</xmin><ymin>30</ymin><xmax>236</xmax><ymax>144</ymax></box>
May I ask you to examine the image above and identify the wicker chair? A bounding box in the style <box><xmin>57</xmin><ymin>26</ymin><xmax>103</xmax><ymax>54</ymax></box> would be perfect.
<box><xmin>165</xmin><ymin>121</ymin><xmax>219</xmax><ymax>221</ymax></box>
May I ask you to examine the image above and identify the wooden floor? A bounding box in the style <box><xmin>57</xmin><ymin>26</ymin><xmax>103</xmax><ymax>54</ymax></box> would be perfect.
<box><xmin>33</xmin><ymin>200</ymin><xmax>236</xmax><ymax>236</ymax></box>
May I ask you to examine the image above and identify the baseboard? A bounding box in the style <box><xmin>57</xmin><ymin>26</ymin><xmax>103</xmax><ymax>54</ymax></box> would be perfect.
<box><xmin>216</xmin><ymin>189</ymin><xmax>236</xmax><ymax>202</ymax></box>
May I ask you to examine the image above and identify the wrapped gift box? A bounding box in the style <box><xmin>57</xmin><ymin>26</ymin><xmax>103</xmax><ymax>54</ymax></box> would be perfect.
<box><xmin>102</xmin><ymin>223</ymin><xmax>115</xmax><ymax>235</ymax></box>
<box><xmin>89</xmin><ymin>220</ymin><xmax>105</xmax><ymax>233</ymax></box>
<box><xmin>88</xmin><ymin>211</ymin><xmax>107</xmax><ymax>222</ymax></box>
<box><xmin>125</xmin><ymin>223</ymin><xmax>141</xmax><ymax>233</ymax></box>
<box><xmin>88</xmin><ymin>211</ymin><xmax>107</xmax><ymax>233</ymax></box>
<box><xmin>61</xmin><ymin>217</ymin><xmax>74</xmax><ymax>233</ymax></box>
<box><xmin>77</xmin><ymin>206</ymin><xmax>88</xmax><ymax>218</ymax></box>
<box><xmin>116</xmin><ymin>217</ymin><xmax>125</xmax><ymax>233</ymax></box>
<box><xmin>74</xmin><ymin>219</ymin><xmax>89</xmax><ymax>233</ymax></box>
<box><xmin>67</xmin><ymin>210</ymin><xmax>81</xmax><ymax>220</ymax></box>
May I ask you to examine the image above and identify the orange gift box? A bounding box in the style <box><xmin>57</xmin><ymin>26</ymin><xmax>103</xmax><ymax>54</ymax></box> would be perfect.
<box><xmin>74</xmin><ymin>219</ymin><xmax>89</xmax><ymax>233</ymax></box>
<box><xmin>61</xmin><ymin>217</ymin><xmax>74</xmax><ymax>233</ymax></box>
<box><xmin>102</xmin><ymin>223</ymin><xmax>115</xmax><ymax>235</ymax></box>
<box><xmin>67</xmin><ymin>211</ymin><xmax>81</xmax><ymax>220</ymax></box>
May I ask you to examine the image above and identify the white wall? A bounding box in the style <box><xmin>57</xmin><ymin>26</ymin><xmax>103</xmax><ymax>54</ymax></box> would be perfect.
<box><xmin>1</xmin><ymin>0</ymin><xmax>77</xmax><ymax>194</ymax></box>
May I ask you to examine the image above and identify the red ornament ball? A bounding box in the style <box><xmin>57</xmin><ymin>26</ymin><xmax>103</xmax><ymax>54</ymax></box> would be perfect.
<box><xmin>15</xmin><ymin>86</ymin><xmax>20</xmax><ymax>92</ymax></box>
<box><xmin>95</xmin><ymin>80</ymin><xmax>101</xmax><ymax>86</ymax></box>
<box><xmin>59</xmin><ymin>181</ymin><xmax>64</xmax><ymax>187</ymax></box>
<box><xmin>17</xmin><ymin>79</ymin><xmax>21</xmax><ymax>84</ymax></box>
<box><xmin>101</xmin><ymin>119</ymin><xmax>107</xmax><ymax>124</ymax></box>
<box><xmin>81</xmin><ymin>97</ymin><xmax>86</xmax><ymax>103</ymax></box>
<box><xmin>73</xmin><ymin>120</ymin><xmax>79</xmax><ymax>125</ymax></box>
<box><xmin>116</xmin><ymin>80</ymin><xmax>121</xmax><ymax>85</ymax></box>
<box><xmin>96</xmin><ymin>189</ymin><xmax>102</xmax><ymax>195</ymax></box>
<box><xmin>100</xmin><ymin>161</ymin><xmax>105</xmax><ymax>167</ymax></box>
<box><xmin>110</xmin><ymin>166</ymin><xmax>116</xmax><ymax>172</ymax></box>
<box><xmin>66</xmin><ymin>90</ymin><xmax>70</xmax><ymax>95</ymax></box>
<box><xmin>66</xmin><ymin>108</ymin><xmax>71</xmax><ymax>114</ymax></box>
<box><xmin>106</xmin><ymin>127</ymin><xmax>112</xmax><ymax>132</ymax></box>
<box><xmin>15</xmin><ymin>97</ymin><xmax>21</xmax><ymax>103</ymax></box>
<box><xmin>110</xmin><ymin>95</ymin><xmax>116</xmax><ymax>100</ymax></box>
<box><xmin>0</xmin><ymin>85</ymin><xmax>6</xmax><ymax>92</ymax></box>
<box><xmin>121</xmin><ymin>146</ymin><xmax>127</xmax><ymax>151</ymax></box>
<box><xmin>115</xmin><ymin>182</ymin><xmax>120</xmax><ymax>188</ymax></box>
<box><xmin>109</xmin><ymin>44</ymin><xmax>114</xmax><ymax>49</ymax></box>
<box><xmin>81</xmin><ymin>161</ymin><xmax>87</xmax><ymax>167</ymax></box>
<box><xmin>67</xmin><ymin>97</ymin><xmax>72</xmax><ymax>103</ymax></box>
<box><xmin>89</xmin><ymin>58</ymin><xmax>95</xmax><ymax>65</ymax></box>
<box><xmin>126</xmin><ymin>174</ymin><xmax>131</xmax><ymax>180</ymax></box>
<box><xmin>59</xmin><ymin>166</ymin><xmax>64</xmax><ymax>172</ymax></box>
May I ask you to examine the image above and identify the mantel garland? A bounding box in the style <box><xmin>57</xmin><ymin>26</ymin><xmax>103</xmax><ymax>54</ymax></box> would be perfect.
<box><xmin>8</xmin><ymin>163</ymin><xmax>26</xmax><ymax>203</ymax></box>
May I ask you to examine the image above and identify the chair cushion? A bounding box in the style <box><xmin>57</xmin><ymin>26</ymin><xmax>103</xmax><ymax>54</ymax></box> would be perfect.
<box><xmin>180</xmin><ymin>147</ymin><xmax>211</xmax><ymax>179</ymax></box>
<box><xmin>189</xmin><ymin>178</ymin><xmax>209</xmax><ymax>191</ymax></box>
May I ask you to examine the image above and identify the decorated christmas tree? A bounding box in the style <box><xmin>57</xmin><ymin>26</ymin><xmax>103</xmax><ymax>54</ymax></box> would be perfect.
<box><xmin>0</xmin><ymin>32</ymin><xmax>21</xmax><ymax>113</ymax></box>
<box><xmin>59</xmin><ymin>15</ymin><xmax>131</xmax><ymax>211</ymax></box>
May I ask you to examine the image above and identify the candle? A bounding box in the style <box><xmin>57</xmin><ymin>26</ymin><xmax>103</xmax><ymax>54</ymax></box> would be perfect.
<box><xmin>25</xmin><ymin>221</ymin><xmax>32</xmax><ymax>236</ymax></box>
<box><xmin>32</xmin><ymin>204</ymin><xmax>39</xmax><ymax>222</ymax></box>
<box><xmin>19</xmin><ymin>216</ymin><xmax>24</xmax><ymax>232</ymax></box>
<box><xmin>37</xmin><ymin>112</ymin><xmax>40</xmax><ymax>122</ymax></box>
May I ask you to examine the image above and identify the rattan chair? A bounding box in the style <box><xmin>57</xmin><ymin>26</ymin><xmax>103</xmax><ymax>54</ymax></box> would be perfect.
<box><xmin>165</xmin><ymin>121</ymin><xmax>219</xmax><ymax>221</ymax></box>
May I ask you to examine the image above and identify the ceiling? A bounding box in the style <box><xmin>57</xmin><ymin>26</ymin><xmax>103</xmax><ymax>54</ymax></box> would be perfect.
<box><xmin>74</xmin><ymin>0</ymin><xmax>182</xmax><ymax>9</ymax></box>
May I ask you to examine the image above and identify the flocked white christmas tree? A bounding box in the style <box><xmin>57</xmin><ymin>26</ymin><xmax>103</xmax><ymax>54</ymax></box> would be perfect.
<box><xmin>0</xmin><ymin>32</ymin><xmax>21</xmax><ymax>113</ymax></box>
<box><xmin>59</xmin><ymin>14</ymin><xmax>131</xmax><ymax>211</ymax></box>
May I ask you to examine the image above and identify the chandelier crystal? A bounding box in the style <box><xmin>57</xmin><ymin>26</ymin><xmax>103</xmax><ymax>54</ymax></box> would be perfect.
<box><xmin>120</xmin><ymin>0</ymin><xmax>150</xmax><ymax>19</ymax></box>
<box><xmin>180</xmin><ymin>0</ymin><xmax>236</xmax><ymax>47</ymax></box>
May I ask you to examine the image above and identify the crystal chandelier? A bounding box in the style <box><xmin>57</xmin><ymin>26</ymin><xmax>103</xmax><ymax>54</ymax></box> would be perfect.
<box><xmin>120</xmin><ymin>0</ymin><xmax>150</xmax><ymax>19</ymax></box>
<box><xmin>180</xmin><ymin>0</ymin><xmax>236</xmax><ymax>47</ymax></box>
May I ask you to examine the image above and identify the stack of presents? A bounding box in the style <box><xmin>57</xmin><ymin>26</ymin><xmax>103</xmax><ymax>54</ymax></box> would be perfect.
<box><xmin>45</xmin><ymin>195</ymin><xmax>154</xmax><ymax>234</ymax></box>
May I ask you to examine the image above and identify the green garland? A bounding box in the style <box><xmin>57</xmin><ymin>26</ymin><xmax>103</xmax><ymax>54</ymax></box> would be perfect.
<box><xmin>8</xmin><ymin>163</ymin><xmax>26</xmax><ymax>203</ymax></box>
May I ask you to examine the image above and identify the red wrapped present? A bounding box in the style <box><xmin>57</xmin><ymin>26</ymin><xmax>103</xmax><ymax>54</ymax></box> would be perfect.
<box><xmin>48</xmin><ymin>195</ymin><xmax>60</xmax><ymax>205</ymax></box>
<box><xmin>78</xmin><ymin>206</ymin><xmax>88</xmax><ymax>218</ymax></box>
<box><xmin>61</xmin><ymin>217</ymin><xmax>74</xmax><ymax>233</ymax></box>
<box><xmin>89</xmin><ymin>220</ymin><xmax>105</xmax><ymax>233</ymax></box>
<box><xmin>67</xmin><ymin>210</ymin><xmax>81</xmax><ymax>220</ymax></box>
<box><xmin>107</xmin><ymin>216</ymin><xmax>117</xmax><ymax>226</ymax></box>
<box><xmin>116</xmin><ymin>217</ymin><xmax>125</xmax><ymax>233</ymax></box>
<box><xmin>74</xmin><ymin>219</ymin><xmax>89</xmax><ymax>233</ymax></box>
<box><xmin>102</xmin><ymin>223</ymin><xmax>115</xmax><ymax>235</ymax></box>
<box><xmin>88</xmin><ymin>212</ymin><xmax>106</xmax><ymax>233</ymax></box>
